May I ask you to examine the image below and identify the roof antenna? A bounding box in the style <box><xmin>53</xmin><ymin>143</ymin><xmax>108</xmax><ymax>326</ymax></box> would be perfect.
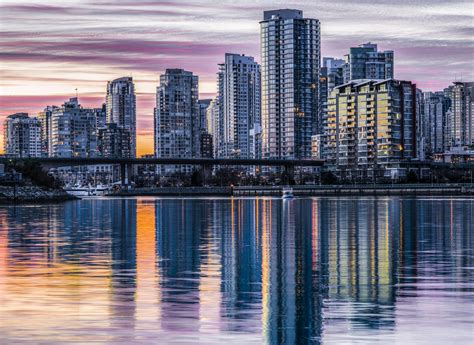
<box><xmin>75</xmin><ymin>88</ymin><xmax>78</xmax><ymax>98</ymax></box>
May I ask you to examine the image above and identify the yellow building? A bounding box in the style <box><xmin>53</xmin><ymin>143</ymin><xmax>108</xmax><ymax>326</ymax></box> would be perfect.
<box><xmin>325</xmin><ymin>79</ymin><xmax>417</xmax><ymax>181</ymax></box>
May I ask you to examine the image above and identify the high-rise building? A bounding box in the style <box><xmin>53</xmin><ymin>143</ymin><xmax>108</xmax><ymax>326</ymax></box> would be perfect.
<box><xmin>325</xmin><ymin>79</ymin><xmax>416</xmax><ymax>180</ymax></box>
<box><xmin>422</xmin><ymin>91</ymin><xmax>450</xmax><ymax>157</ymax></box>
<box><xmin>94</xmin><ymin>103</ymin><xmax>107</xmax><ymax>130</ymax></box>
<box><xmin>37</xmin><ymin>105</ymin><xmax>58</xmax><ymax>157</ymax></box>
<box><xmin>445</xmin><ymin>82</ymin><xmax>474</xmax><ymax>149</ymax></box>
<box><xmin>98</xmin><ymin>123</ymin><xmax>132</xmax><ymax>158</ymax></box>
<box><xmin>415</xmin><ymin>89</ymin><xmax>425</xmax><ymax>160</ymax></box>
<box><xmin>50</xmin><ymin>98</ymin><xmax>98</xmax><ymax>158</ymax></box>
<box><xmin>260</xmin><ymin>9</ymin><xmax>320</xmax><ymax>159</ymax></box>
<box><xmin>342</xmin><ymin>43</ymin><xmax>394</xmax><ymax>83</ymax></box>
<box><xmin>3</xmin><ymin>113</ymin><xmax>42</xmax><ymax>158</ymax></box>
<box><xmin>106</xmin><ymin>77</ymin><xmax>136</xmax><ymax>157</ymax></box>
<box><xmin>319</xmin><ymin>58</ymin><xmax>345</xmax><ymax>157</ymax></box>
<box><xmin>154</xmin><ymin>69</ymin><xmax>200</xmax><ymax>174</ymax></box>
<box><xmin>198</xmin><ymin>99</ymin><xmax>211</xmax><ymax>134</ymax></box>
<box><xmin>217</xmin><ymin>53</ymin><xmax>261</xmax><ymax>158</ymax></box>
<box><xmin>206</xmin><ymin>99</ymin><xmax>220</xmax><ymax>158</ymax></box>
<box><xmin>200</xmin><ymin>132</ymin><xmax>213</xmax><ymax>158</ymax></box>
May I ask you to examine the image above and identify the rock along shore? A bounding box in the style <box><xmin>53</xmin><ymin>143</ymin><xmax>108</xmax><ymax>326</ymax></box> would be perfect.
<box><xmin>0</xmin><ymin>185</ymin><xmax>77</xmax><ymax>204</ymax></box>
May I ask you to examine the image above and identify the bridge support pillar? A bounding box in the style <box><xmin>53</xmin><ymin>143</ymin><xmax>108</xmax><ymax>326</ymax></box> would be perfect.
<box><xmin>283</xmin><ymin>164</ymin><xmax>295</xmax><ymax>185</ymax></box>
<box><xmin>201</xmin><ymin>164</ymin><xmax>213</xmax><ymax>185</ymax></box>
<box><xmin>120</xmin><ymin>163</ymin><xmax>132</xmax><ymax>189</ymax></box>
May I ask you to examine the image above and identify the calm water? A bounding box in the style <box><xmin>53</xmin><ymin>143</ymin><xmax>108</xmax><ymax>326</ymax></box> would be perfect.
<box><xmin>0</xmin><ymin>197</ymin><xmax>473</xmax><ymax>344</ymax></box>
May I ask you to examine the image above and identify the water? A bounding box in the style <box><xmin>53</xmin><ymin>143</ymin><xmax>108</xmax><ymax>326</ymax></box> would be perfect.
<box><xmin>0</xmin><ymin>197</ymin><xmax>473</xmax><ymax>344</ymax></box>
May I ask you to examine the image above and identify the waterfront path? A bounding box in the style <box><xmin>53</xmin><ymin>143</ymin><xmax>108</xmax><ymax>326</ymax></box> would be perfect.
<box><xmin>112</xmin><ymin>183</ymin><xmax>474</xmax><ymax>197</ymax></box>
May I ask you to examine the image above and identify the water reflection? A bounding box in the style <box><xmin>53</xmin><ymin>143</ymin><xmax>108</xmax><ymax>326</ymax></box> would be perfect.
<box><xmin>0</xmin><ymin>197</ymin><xmax>473</xmax><ymax>344</ymax></box>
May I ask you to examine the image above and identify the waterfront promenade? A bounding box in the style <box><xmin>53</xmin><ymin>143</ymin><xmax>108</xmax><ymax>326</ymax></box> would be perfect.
<box><xmin>113</xmin><ymin>183</ymin><xmax>474</xmax><ymax>197</ymax></box>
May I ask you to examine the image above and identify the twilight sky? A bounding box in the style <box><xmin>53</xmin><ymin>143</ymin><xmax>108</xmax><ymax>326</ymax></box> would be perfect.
<box><xmin>1</xmin><ymin>0</ymin><xmax>473</xmax><ymax>156</ymax></box>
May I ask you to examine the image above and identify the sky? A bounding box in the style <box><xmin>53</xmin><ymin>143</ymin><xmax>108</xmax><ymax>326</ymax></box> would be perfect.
<box><xmin>1</xmin><ymin>0</ymin><xmax>473</xmax><ymax>156</ymax></box>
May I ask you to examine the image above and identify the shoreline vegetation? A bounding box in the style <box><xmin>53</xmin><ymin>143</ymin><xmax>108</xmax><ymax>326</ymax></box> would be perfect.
<box><xmin>0</xmin><ymin>162</ymin><xmax>77</xmax><ymax>204</ymax></box>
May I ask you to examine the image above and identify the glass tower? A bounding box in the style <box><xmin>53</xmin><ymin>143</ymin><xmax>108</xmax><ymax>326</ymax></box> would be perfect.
<box><xmin>260</xmin><ymin>9</ymin><xmax>320</xmax><ymax>159</ymax></box>
<box><xmin>106</xmin><ymin>77</ymin><xmax>136</xmax><ymax>157</ymax></box>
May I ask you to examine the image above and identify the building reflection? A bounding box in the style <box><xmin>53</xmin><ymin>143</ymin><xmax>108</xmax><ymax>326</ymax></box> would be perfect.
<box><xmin>155</xmin><ymin>199</ymin><xmax>203</xmax><ymax>333</ymax></box>
<box><xmin>0</xmin><ymin>196</ymin><xmax>472</xmax><ymax>343</ymax></box>
<box><xmin>109</xmin><ymin>199</ymin><xmax>137</xmax><ymax>338</ymax></box>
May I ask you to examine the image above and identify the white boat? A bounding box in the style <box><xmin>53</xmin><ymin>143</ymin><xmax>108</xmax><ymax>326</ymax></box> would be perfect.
<box><xmin>282</xmin><ymin>187</ymin><xmax>294</xmax><ymax>199</ymax></box>
<box><xmin>65</xmin><ymin>184</ymin><xmax>113</xmax><ymax>197</ymax></box>
<box><xmin>64</xmin><ymin>185</ymin><xmax>94</xmax><ymax>197</ymax></box>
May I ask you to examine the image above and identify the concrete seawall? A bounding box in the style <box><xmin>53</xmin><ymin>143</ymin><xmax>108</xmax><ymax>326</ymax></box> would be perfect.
<box><xmin>113</xmin><ymin>184</ymin><xmax>474</xmax><ymax>197</ymax></box>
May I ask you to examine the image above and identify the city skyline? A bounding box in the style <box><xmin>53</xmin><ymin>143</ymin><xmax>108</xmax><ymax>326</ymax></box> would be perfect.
<box><xmin>1</xmin><ymin>0</ymin><xmax>473</xmax><ymax>156</ymax></box>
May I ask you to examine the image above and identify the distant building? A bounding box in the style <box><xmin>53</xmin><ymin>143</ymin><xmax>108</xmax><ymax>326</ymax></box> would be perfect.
<box><xmin>206</xmin><ymin>99</ymin><xmax>220</xmax><ymax>158</ymax></box>
<box><xmin>200</xmin><ymin>132</ymin><xmax>213</xmax><ymax>158</ymax></box>
<box><xmin>154</xmin><ymin>69</ymin><xmax>200</xmax><ymax>174</ymax></box>
<box><xmin>37</xmin><ymin>105</ymin><xmax>58</xmax><ymax>157</ymax></box>
<box><xmin>217</xmin><ymin>53</ymin><xmax>261</xmax><ymax>158</ymax></box>
<box><xmin>311</xmin><ymin>134</ymin><xmax>323</xmax><ymax>159</ymax></box>
<box><xmin>198</xmin><ymin>99</ymin><xmax>211</xmax><ymax>134</ymax></box>
<box><xmin>94</xmin><ymin>103</ymin><xmax>107</xmax><ymax>130</ymax></box>
<box><xmin>342</xmin><ymin>43</ymin><xmax>394</xmax><ymax>83</ymax></box>
<box><xmin>319</xmin><ymin>58</ymin><xmax>345</xmax><ymax>156</ymax></box>
<box><xmin>325</xmin><ymin>79</ymin><xmax>416</xmax><ymax>180</ymax></box>
<box><xmin>445</xmin><ymin>82</ymin><xmax>474</xmax><ymax>149</ymax></box>
<box><xmin>422</xmin><ymin>91</ymin><xmax>450</xmax><ymax>157</ymax></box>
<box><xmin>433</xmin><ymin>146</ymin><xmax>474</xmax><ymax>163</ymax></box>
<box><xmin>3</xmin><ymin>113</ymin><xmax>42</xmax><ymax>158</ymax></box>
<box><xmin>106</xmin><ymin>77</ymin><xmax>136</xmax><ymax>157</ymax></box>
<box><xmin>260</xmin><ymin>9</ymin><xmax>320</xmax><ymax>159</ymax></box>
<box><xmin>50</xmin><ymin>98</ymin><xmax>98</xmax><ymax>158</ymax></box>
<box><xmin>98</xmin><ymin>123</ymin><xmax>132</xmax><ymax>158</ymax></box>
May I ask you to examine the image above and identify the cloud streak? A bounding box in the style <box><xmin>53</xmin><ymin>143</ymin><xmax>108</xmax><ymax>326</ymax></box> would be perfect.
<box><xmin>1</xmin><ymin>0</ymin><xmax>472</xmax><ymax>155</ymax></box>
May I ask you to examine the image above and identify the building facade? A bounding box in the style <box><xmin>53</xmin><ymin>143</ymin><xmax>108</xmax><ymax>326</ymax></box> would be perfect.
<box><xmin>206</xmin><ymin>99</ymin><xmax>220</xmax><ymax>158</ymax></box>
<box><xmin>106</xmin><ymin>77</ymin><xmax>136</xmax><ymax>157</ymax></box>
<box><xmin>200</xmin><ymin>132</ymin><xmax>213</xmax><ymax>158</ymax></box>
<box><xmin>3</xmin><ymin>113</ymin><xmax>42</xmax><ymax>158</ymax></box>
<box><xmin>260</xmin><ymin>9</ymin><xmax>320</xmax><ymax>159</ymax></box>
<box><xmin>154</xmin><ymin>69</ymin><xmax>200</xmax><ymax>174</ymax></box>
<box><xmin>217</xmin><ymin>53</ymin><xmax>261</xmax><ymax>158</ymax></box>
<box><xmin>37</xmin><ymin>106</ymin><xmax>58</xmax><ymax>157</ymax></box>
<box><xmin>422</xmin><ymin>91</ymin><xmax>450</xmax><ymax>157</ymax></box>
<box><xmin>98</xmin><ymin>123</ymin><xmax>132</xmax><ymax>158</ymax></box>
<box><xmin>445</xmin><ymin>82</ymin><xmax>474</xmax><ymax>149</ymax></box>
<box><xmin>50</xmin><ymin>98</ymin><xmax>98</xmax><ymax>158</ymax></box>
<box><xmin>325</xmin><ymin>79</ymin><xmax>416</xmax><ymax>180</ymax></box>
<box><xmin>342</xmin><ymin>43</ymin><xmax>394</xmax><ymax>83</ymax></box>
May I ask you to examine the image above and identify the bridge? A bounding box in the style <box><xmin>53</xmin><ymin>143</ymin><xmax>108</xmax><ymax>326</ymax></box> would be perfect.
<box><xmin>0</xmin><ymin>157</ymin><xmax>325</xmax><ymax>186</ymax></box>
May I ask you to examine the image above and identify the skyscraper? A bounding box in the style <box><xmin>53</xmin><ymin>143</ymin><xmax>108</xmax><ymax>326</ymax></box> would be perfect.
<box><xmin>50</xmin><ymin>98</ymin><xmax>98</xmax><ymax>158</ymax></box>
<box><xmin>206</xmin><ymin>99</ymin><xmax>220</xmax><ymax>158</ymax></box>
<box><xmin>3</xmin><ymin>113</ymin><xmax>42</xmax><ymax>158</ymax></box>
<box><xmin>98</xmin><ymin>123</ymin><xmax>132</xmax><ymax>158</ymax></box>
<box><xmin>445</xmin><ymin>82</ymin><xmax>474</xmax><ymax>149</ymax></box>
<box><xmin>342</xmin><ymin>43</ymin><xmax>394</xmax><ymax>83</ymax></box>
<box><xmin>422</xmin><ymin>91</ymin><xmax>450</xmax><ymax>157</ymax></box>
<box><xmin>260</xmin><ymin>9</ymin><xmax>320</xmax><ymax>159</ymax></box>
<box><xmin>37</xmin><ymin>105</ymin><xmax>58</xmax><ymax>157</ymax></box>
<box><xmin>106</xmin><ymin>77</ymin><xmax>136</xmax><ymax>157</ymax></box>
<box><xmin>198</xmin><ymin>99</ymin><xmax>211</xmax><ymax>134</ymax></box>
<box><xmin>154</xmin><ymin>69</ymin><xmax>200</xmax><ymax>174</ymax></box>
<box><xmin>217</xmin><ymin>53</ymin><xmax>261</xmax><ymax>158</ymax></box>
<box><xmin>325</xmin><ymin>79</ymin><xmax>417</xmax><ymax>180</ymax></box>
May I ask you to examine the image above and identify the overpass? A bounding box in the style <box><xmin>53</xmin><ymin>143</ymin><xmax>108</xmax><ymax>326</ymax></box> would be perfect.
<box><xmin>0</xmin><ymin>157</ymin><xmax>325</xmax><ymax>186</ymax></box>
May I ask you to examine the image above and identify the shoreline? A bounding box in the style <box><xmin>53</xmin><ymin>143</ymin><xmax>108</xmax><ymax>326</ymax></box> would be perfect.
<box><xmin>110</xmin><ymin>184</ymin><xmax>474</xmax><ymax>197</ymax></box>
<box><xmin>0</xmin><ymin>185</ymin><xmax>78</xmax><ymax>205</ymax></box>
